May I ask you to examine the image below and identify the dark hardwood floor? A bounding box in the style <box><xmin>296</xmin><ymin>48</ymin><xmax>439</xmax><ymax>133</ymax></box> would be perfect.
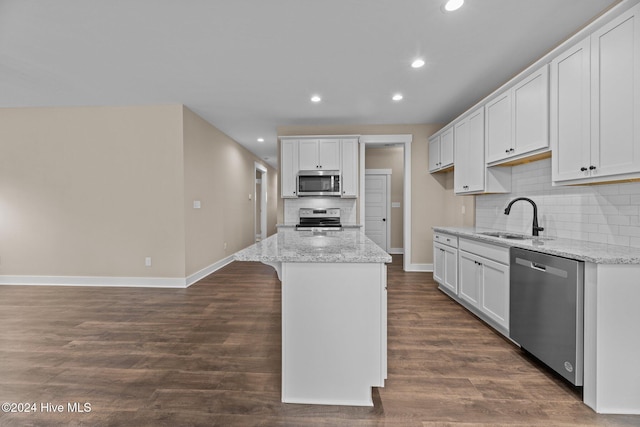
<box><xmin>1</xmin><ymin>255</ymin><xmax>638</xmax><ymax>426</ymax></box>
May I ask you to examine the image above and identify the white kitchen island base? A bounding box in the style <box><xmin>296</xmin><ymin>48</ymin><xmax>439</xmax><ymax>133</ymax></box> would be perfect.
<box><xmin>233</xmin><ymin>228</ymin><xmax>392</xmax><ymax>406</ymax></box>
<box><xmin>281</xmin><ymin>262</ymin><xmax>387</xmax><ymax>406</ymax></box>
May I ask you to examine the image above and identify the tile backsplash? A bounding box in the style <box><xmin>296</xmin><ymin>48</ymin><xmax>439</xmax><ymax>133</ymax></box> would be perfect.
<box><xmin>476</xmin><ymin>158</ymin><xmax>640</xmax><ymax>248</ymax></box>
<box><xmin>284</xmin><ymin>197</ymin><xmax>357</xmax><ymax>225</ymax></box>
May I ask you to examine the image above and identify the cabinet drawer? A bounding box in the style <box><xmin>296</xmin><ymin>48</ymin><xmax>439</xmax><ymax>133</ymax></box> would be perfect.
<box><xmin>459</xmin><ymin>238</ymin><xmax>509</xmax><ymax>265</ymax></box>
<box><xmin>434</xmin><ymin>232</ymin><xmax>458</xmax><ymax>248</ymax></box>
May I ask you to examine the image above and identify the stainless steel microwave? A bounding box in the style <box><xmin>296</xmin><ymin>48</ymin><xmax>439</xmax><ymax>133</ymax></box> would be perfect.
<box><xmin>297</xmin><ymin>170</ymin><xmax>341</xmax><ymax>196</ymax></box>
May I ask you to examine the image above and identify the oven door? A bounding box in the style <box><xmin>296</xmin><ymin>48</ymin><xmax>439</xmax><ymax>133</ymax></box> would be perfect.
<box><xmin>297</xmin><ymin>171</ymin><xmax>341</xmax><ymax>196</ymax></box>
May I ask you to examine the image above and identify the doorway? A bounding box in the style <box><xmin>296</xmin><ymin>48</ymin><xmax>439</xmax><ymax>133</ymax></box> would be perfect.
<box><xmin>364</xmin><ymin>171</ymin><xmax>391</xmax><ymax>252</ymax></box>
<box><xmin>359</xmin><ymin>135</ymin><xmax>412</xmax><ymax>271</ymax></box>
<box><xmin>255</xmin><ymin>162</ymin><xmax>267</xmax><ymax>242</ymax></box>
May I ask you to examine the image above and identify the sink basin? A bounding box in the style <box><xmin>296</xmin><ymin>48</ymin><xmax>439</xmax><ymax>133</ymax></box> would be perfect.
<box><xmin>479</xmin><ymin>231</ymin><xmax>554</xmax><ymax>241</ymax></box>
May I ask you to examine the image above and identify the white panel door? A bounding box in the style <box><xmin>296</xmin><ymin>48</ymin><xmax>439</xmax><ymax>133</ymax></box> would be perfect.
<box><xmin>365</xmin><ymin>174</ymin><xmax>388</xmax><ymax>251</ymax></box>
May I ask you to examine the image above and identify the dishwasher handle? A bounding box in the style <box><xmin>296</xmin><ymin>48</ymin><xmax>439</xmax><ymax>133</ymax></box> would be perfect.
<box><xmin>531</xmin><ymin>262</ymin><xmax>547</xmax><ymax>272</ymax></box>
<box><xmin>514</xmin><ymin>256</ymin><xmax>568</xmax><ymax>279</ymax></box>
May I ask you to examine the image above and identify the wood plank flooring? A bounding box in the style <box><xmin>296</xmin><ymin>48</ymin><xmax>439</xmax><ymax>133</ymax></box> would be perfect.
<box><xmin>1</xmin><ymin>255</ymin><xmax>639</xmax><ymax>426</ymax></box>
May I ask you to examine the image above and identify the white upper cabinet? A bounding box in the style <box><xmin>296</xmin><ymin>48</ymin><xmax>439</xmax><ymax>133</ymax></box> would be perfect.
<box><xmin>552</xmin><ymin>4</ymin><xmax>640</xmax><ymax>185</ymax></box>
<box><xmin>550</xmin><ymin>38</ymin><xmax>591</xmax><ymax>183</ymax></box>
<box><xmin>455</xmin><ymin>107</ymin><xmax>486</xmax><ymax>193</ymax></box>
<box><xmin>485</xmin><ymin>92</ymin><xmax>512</xmax><ymax>163</ymax></box>
<box><xmin>340</xmin><ymin>138</ymin><xmax>358</xmax><ymax>198</ymax></box>
<box><xmin>454</xmin><ymin>107</ymin><xmax>510</xmax><ymax>195</ymax></box>
<box><xmin>428</xmin><ymin>134</ymin><xmax>441</xmax><ymax>172</ymax></box>
<box><xmin>428</xmin><ymin>126</ymin><xmax>454</xmax><ymax>173</ymax></box>
<box><xmin>486</xmin><ymin>64</ymin><xmax>550</xmax><ymax>165</ymax></box>
<box><xmin>299</xmin><ymin>139</ymin><xmax>341</xmax><ymax>170</ymax></box>
<box><xmin>281</xmin><ymin>139</ymin><xmax>299</xmax><ymax>198</ymax></box>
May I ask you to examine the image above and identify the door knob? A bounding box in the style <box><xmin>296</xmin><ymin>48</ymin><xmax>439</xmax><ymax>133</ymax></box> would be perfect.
<box><xmin>382</xmin><ymin>218</ymin><xmax>386</xmax><ymax>222</ymax></box>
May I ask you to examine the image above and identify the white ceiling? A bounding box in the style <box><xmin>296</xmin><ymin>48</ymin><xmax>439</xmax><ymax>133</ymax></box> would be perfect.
<box><xmin>0</xmin><ymin>0</ymin><xmax>618</xmax><ymax>168</ymax></box>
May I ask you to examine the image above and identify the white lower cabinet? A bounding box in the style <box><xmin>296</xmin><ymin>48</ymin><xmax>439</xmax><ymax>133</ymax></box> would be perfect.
<box><xmin>455</xmin><ymin>238</ymin><xmax>510</xmax><ymax>335</ymax></box>
<box><xmin>433</xmin><ymin>232</ymin><xmax>458</xmax><ymax>295</ymax></box>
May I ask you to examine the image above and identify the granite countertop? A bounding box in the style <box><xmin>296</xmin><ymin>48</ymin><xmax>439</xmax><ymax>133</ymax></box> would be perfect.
<box><xmin>434</xmin><ymin>226</ymin><xmax>640</xmax><ymax>264</ymax></box>
<box><xmin>276</xmin><ymin>224</ymin><xmax>363</xmax><ymax>228</ymax></box>
<box><xmin>234</xmin><ymin>228</ymin><xmax>392</xmax><ymax>263</ymax></box>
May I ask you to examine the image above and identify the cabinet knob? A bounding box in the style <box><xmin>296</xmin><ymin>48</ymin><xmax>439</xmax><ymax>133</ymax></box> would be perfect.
<box><xmin>580</xmin><ymin>167</ymin><xmax>588</xmax><ymax>171</ymax></box>
<box><xmin>510</xmin><ymin>148</ymin><xmax>515</xmax><ymax>152</ymax></box>
<box><xmin>589</xmin><ymin>165</ymin><xmax>596</xmax><ymax>170</ymax></box>
<box><xmin>505</xmin><ymin>149</ymin><xmax>510</xmax><ymax>153</ymax></box>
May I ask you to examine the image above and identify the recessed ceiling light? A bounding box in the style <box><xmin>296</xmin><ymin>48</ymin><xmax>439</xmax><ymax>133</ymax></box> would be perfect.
<box><xmin>257</xmin><ymin>137</ymin><xmax>264</xmax><ymax>142</ymax></box>
<box><xmin>310</xmin><ymin>95</ymin><xmax>322</xmax><ymax>103</ymax></box>
<box><xmin>443</xmin><ymin>0</ymin><xmax>464</xmax><ymax>12</ymax></box>
<box><xmin>392</xmin><ymin>93</ymin><xmax>403</xmax><ymax>101</ymax></box>
<box><xmin>411</xmin><ymin>58</ymin><xmax>425</xmax><ymax>68</ymax></box>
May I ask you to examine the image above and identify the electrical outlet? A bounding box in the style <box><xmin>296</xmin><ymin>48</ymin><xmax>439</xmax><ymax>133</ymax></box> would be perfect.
<box><xmin>145</xmin><ymin>257</ymin><xmax>152</xmax><ymax>267</ymax></box>
<box><xmin>193</xmin><ymin>200</ymin><xmax>201</xmax><ymax>209</ymax></box>
<box><xmin>249</xmin><ymin>193</ymin><xmax>252</xmax><ymax>200</ymax></box>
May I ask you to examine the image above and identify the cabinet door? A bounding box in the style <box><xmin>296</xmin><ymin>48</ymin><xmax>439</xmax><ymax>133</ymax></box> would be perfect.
<box><xmin>318</xmin><ymin>139</ymin><xmax>341</xmax><ymax>170</ymax></box>
<box><xmin>280</xmin><ymin>139</ymin><xmax>299</xmax><ymax>198</ymax></box>
<box><xmin>458</xmin><ymin>251</ymin><xmax>480</xmax><ymax>307</ymax></box>
<box><xmin>466</xmin><ymin>107</ymin><xmax>485</xmax><ymax>193</ymax></box>
<box><xmin>428</xmin><ymin>135</ymin><xmax>441</xmax><ymax>172</ymax></box>
<box><xmin>453</xmin><ymin>119</ymin><xmax>469</xmax><ymax>193</ymax></box>
<box><xmin>433</xmin><ymin>244</ymin><xmax>445</xmax><ymax>284</ymax></box>
<box><xmin>590</xmin><ymin>4</ymin><xmax>640</xmax><ymax>178</ymax></box>
<box><xmin>298</xmin><ymin>139</ymin><xmax>319</xmax><ymax>170</ymax></box>
<box><xmin>443</xmin><ymin>245</ymin><xmax>458</xmax><ymax>295</ymax></box>
<box><xmin>513</xmin><ymin>64</ymin><xmax>549</xmax><ymax>157</ymax></box>
<box><xmin>479</xmin><ymin>257</ymin><xmax>509</xmax><ymax>330</ymax></box>
<box><xmin>340</xmin><ymin>138</ymin><xmax>358</xmax><ymax>198</ymax></box>
<box><xmin>551</xmin><ymin>38</ymin><xmax>591</xmax><ymax>182</ymax></box>
<box><xmin>485</xmin><ymin>92</ymin><xmax>512</xmax><ymax>163</ymax></box>
<box><xmin>440</xmin><ymin>127</ymin><xmax>454</xmax><ymax>168</ymax></box>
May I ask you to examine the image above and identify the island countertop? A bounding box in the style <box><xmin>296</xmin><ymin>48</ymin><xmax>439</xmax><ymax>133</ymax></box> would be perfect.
<box><xmin>234</xmin><ymin>228</ymin><xmax>392</xmax><ymax>264</ymax></box>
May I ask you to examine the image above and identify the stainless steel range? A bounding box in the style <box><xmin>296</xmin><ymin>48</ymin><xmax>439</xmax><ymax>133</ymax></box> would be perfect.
<box><xmin>296</xmin><ymin>208</ymin><xmax>342</xmax><ymax>231</ymax></box>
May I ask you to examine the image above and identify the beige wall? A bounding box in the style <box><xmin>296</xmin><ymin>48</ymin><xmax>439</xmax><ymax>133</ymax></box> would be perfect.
<box><xmin>365</xmin><ymin>146</ymin><xmax>404</xmax><ymax>250</ymax></box>
<box><xmin>0</xmin><ymin>105</ymin><xmax>186</xmax><ymax>277</ymax></box>
<box><xmin>277</xmin><ymin>124</ymin><xmax>475</xmax><ymax>267</ymax></box>
<box><xmin>0</xmin><ymin>105</ymin><xmax>277</xmax><ymax>281</ymax></box>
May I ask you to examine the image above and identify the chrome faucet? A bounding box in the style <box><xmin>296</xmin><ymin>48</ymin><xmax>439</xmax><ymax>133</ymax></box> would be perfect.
<box><xmin>504</xmin><ymin>197</ymin><xmax>544</xmax><ymax>236</ymax></box>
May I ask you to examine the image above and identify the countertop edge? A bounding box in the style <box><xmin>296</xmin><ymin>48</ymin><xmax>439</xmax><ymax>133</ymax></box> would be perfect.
<box><xmin>433</xmin><ymin>226</ymin><xmax>640</xmax><ymax>264</ymax></box>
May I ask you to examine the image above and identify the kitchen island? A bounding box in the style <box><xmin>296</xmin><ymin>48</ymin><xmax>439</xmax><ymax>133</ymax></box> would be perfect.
<box><xmin>234</xmin><ymin>228</ymin><xmax>391</xmax><ymax>406</ymax></box>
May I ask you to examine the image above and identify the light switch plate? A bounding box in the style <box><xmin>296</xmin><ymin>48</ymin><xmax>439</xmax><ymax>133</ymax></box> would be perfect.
<box><xmin>193</xmin><ymin>200</ymin><xmax>201</xmax><ymax>209</ymax></box>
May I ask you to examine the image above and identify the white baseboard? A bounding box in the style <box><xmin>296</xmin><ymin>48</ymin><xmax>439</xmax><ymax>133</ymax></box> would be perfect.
<box><xmin>0</xmin><ymin>255</ymin><xmax>236</xmax><ymax>289</ymax></box>
<box><xmin>185</xmin><ymin>255</ymin><xmax>234</xmax><ymax>287</ymax></box>
<box><xmin>388</xmin><ymin>247</ymin><xmax>404</xmax><ymax>255</ymax></box>
<box><xmin>405</xmin><ymin>263</ymin><xmax>433</xmax><ymax>272</ymax></box>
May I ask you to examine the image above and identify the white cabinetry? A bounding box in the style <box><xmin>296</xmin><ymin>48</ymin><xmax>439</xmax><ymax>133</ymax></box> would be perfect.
<box><xmin>298</xmin><ymin>139</ymin><xmax>341</xmax><ymax>171</ymax></box>
<box><xmin>486</xmin><ymin>64</ymin><xmax>550</xmax><ymax>165</ymax></box>
<box><xmin>281</xmin><ymin>139</ymin><xmax>299</xmax><ymax>198</ymax></box>
<box><xmin>454</xmin><ymin>107</ymin><xmax>511</xmax><ymax>195</ymax></box>
<box><xmin>457</xmin><ymin>238</ymin><xmax>510</xmax><ymax>334</ymax></box>
<box><xmin>340</xmin><ymin>138</ymin><xmax>358</xmax><ymax>198</ymax></box>
<box><xmin>428</xmin><ymin>126</ymin><xmax>454</xmax><ymax>173</ymax></box>
<box><xmin>552</xmin><ymin>4</ymin><xmax>640</xmax><ymax>185</ymax></box>
<box><xmin>433</xmin><ymin>232</ymin><xmax>458</xmax><ymax>295</ymax></box>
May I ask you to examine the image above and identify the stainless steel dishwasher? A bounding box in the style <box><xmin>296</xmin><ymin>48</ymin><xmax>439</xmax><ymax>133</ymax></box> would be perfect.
<box><xmin>510</xmin><ymin>247</ymin><xmax>584</xmax><ymax>386</ymax></box>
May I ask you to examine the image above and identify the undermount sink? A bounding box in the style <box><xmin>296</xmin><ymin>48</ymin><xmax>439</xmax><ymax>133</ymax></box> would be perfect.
<box><xmin>479</xmin><ymin>231</ymin><xmax>554</xmax><ymax>241</ymax></box>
